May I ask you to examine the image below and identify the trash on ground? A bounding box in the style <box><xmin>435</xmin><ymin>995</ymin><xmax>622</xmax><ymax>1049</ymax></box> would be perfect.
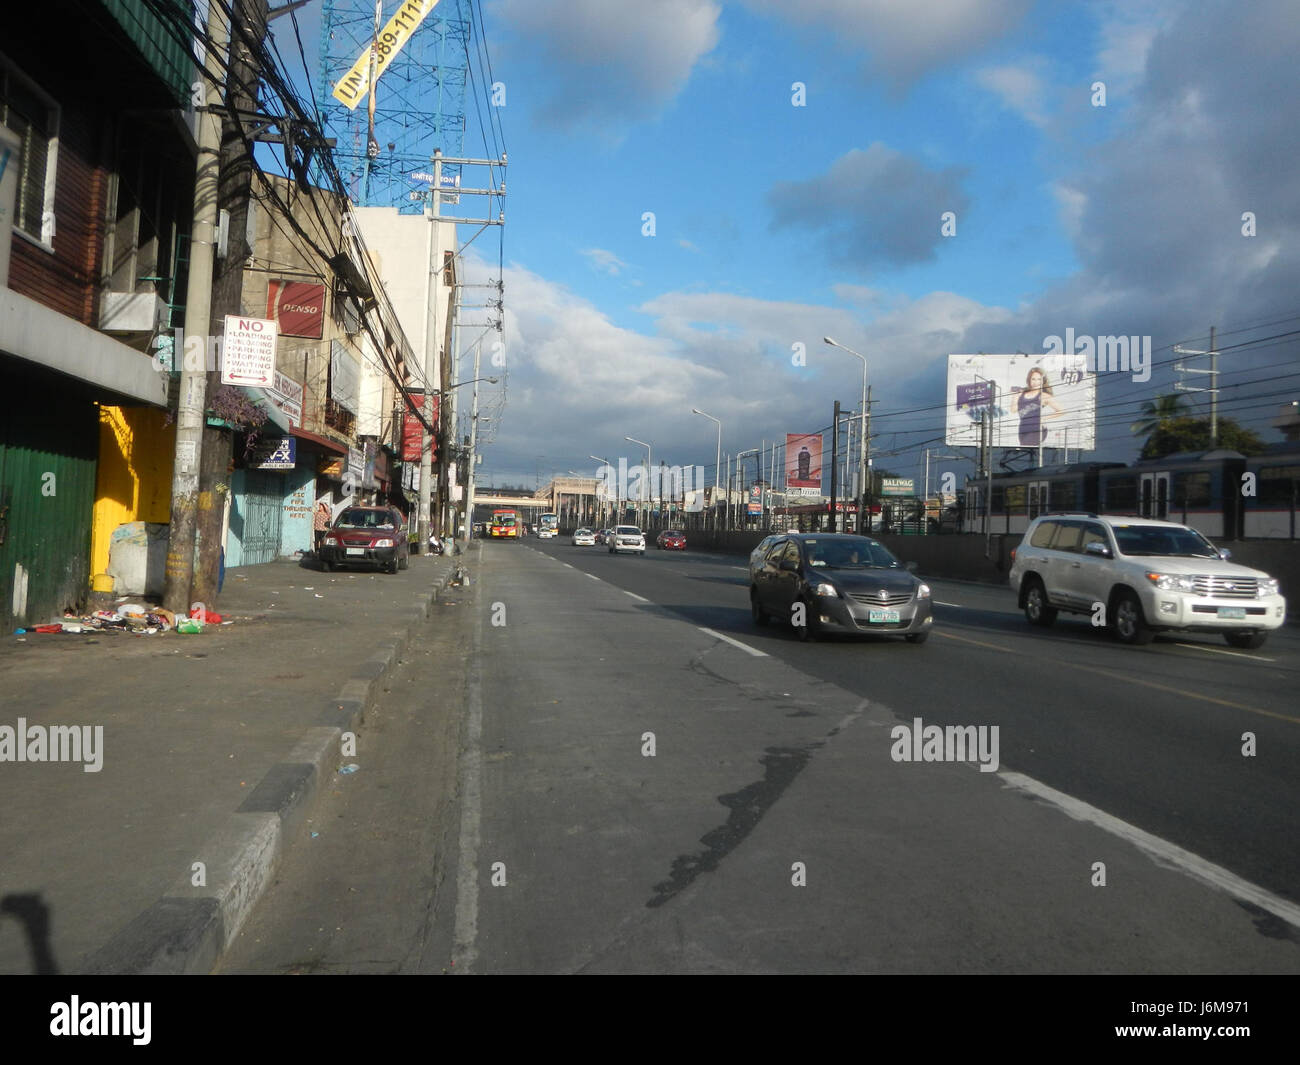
<box><xmin>338</xmin><ymin>763</ymin><xmax>360</xmax><ymax>775</ymax></box>
<box><xmin>176</xmin><ymin>618</ymin><xmax>205</xmax><ymax>634</ymax></box>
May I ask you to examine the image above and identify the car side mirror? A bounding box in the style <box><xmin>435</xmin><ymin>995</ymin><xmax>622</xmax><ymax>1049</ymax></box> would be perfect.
<box><xmin>1218</xmin><ymin>548</ymin><xmax>1231</xmax><ymax>561</ymax></box>
<box><xmin>779</xmin><ymin>559</ymin><xmax>799</xmax><ymax>572</ymax></box>
<box><xmin>1084</xmin><ymin>542</ymin><xmax>1111</xmax><ymax>558</ymax></box>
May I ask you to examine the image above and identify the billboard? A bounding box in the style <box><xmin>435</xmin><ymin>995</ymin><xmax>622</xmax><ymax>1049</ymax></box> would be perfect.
<box><xmin>785</xmin><ymin>433</ymin><xmax>823</xmax><ymax>497</ymax></box>
<box><xmin>945</xmin><ymin>354</ymin><xmax>1096</xmax><ymax>451</ymax></box>
<box><xmin>402</xmin><ymin>392</ymin><xmax>439</xmax><ymax>462</ymax></box>
<box><xmin>267</xmin><ymin>280</ymin><xmax>326</xmax><ymax>339</ymax></box>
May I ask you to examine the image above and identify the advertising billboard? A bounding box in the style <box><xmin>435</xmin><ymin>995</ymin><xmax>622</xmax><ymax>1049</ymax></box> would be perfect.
<box><xmin>785</xmin><ymin>433</ymin><xmax>823</xmax><ymax>497</ymax></box>
<box><xmin>402</xmin><ymin>392</ymin><xmax>439</xmax><ymax>462</ymax></box>
<box><xmin>267</xmin><ymin>280</ymin><xmax>326</xmax><ymax>339</ymax></box>
<box><xmin>945</xmin><ymin>354</ymin><xmax>1096</xmax><ymax>451</ymax></box>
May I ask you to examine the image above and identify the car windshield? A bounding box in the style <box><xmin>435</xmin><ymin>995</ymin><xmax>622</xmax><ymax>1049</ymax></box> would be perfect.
<box><xmin>337</xmin><ymin>508</ymin><xmax>395</xmax><ymax>529</ymax></box>
<box><xmin>1111</xmin><ymin>525</ymin><xmax>1218</xmax><ymax>558</ymax></box>
<box><xmin>803</xmin><ymin>538</ymin><xmax>899</xmax><ymax>569</ymax></box>
<box><xmin>616</xmin><ymin>527</ymin><xmax>641</xmax><ymax>535</ymax></box>
<box><xmin>575</xmin><ymin>529</ymin><xmax>591</xmax><ymax>535</ymax></box>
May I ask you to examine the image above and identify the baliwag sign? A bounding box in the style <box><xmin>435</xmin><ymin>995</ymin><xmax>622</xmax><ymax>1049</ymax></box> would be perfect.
<box><xmin>221</xmin><ymin>315</ymin><xmax>277</xmax><ymax>386</ymax></box>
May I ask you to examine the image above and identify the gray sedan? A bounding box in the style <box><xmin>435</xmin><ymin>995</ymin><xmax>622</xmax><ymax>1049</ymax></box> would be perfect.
<box><xmin>749</xmin><ymin>533</ymin><xmax>932</xmax><ymax>643</ymax></box>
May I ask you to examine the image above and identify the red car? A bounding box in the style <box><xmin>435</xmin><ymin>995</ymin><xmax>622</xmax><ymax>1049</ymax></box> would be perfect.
<box><xmin>656</xmin><ymin>530</ymin><xmax>687</xmax><ymax>550</ymax></box>
<box><xmin>320</xmin><ymin>505</ymin><xmax>410</xmax><ymax>574</ymax></box>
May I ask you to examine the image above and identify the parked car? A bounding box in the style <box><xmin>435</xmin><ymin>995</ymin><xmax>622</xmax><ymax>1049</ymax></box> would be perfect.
<box><xmin>656</xmin><ymin>530</ymin><xmax>687</xmax><ymax>550</ymax></box>
<box><xmin>1010</xmin><ymin>513</ymin><xmax>1286</xmax><ymax>648</ymax></box>
<box><xmin>320</xmin><ymin>505</ymin><xmax>409</xmax><ymax>574</ymax></box>
<box><xmin>572</xmin><ymin>528</ymin><xmax>596</xmax><ymax>546</ymax></box>
<box><xmin>608</xmin><ymin>525</ymin><xmax>646</xmax><ymax>555</ymax></box>
<box><xmin>749</xmin><ymin>533</ymin><xmax>931</xmax><ymax>643</ymax></box>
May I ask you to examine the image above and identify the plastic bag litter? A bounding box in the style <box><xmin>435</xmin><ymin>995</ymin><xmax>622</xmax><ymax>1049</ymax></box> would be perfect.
<box><xmin>176</xmin><ymin>618</ymin><xmax>204</xmax><ymax>634</ymax></box>
<box><xmin>338</xmin><ymin>763</ymin><xmax>359</xmax><ymax>774</ymax></box>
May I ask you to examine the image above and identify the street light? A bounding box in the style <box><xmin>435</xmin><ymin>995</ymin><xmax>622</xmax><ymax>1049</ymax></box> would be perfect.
<box><xmin>625</xmin><ymin>436</ymin><xmax>653</xmax><ymax>528</ymax></box>
<box><xmin>824</xmin><ymin>337</ymin><xmax>869</xmax><ymax>533</ymax></box>
<box><xmin>590</xmin><ymin>454</ymin><xmax>612</xmax><ymax>527</ymax></box>
<box><xmin>691</xmin><ymin>408</ymin><xmax>722</xmax><ymax>533</ymax></box>
<box><xmin>736</xmin><ymin>447</ymin><xmax>759</xmax><ymax>530</ymax></box>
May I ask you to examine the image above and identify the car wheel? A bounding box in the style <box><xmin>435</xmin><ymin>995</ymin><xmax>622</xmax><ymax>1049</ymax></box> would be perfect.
<box><xmin>905</xmin><ymin>632</ymin><xmax>929</xmax><ymax>644</ymax></box>
<box><xmin>321</xmin><ymin>560</ymin><xmax>333</xmax><ymax>573</ymax></box>
<box><xmin>1224</xmin><ymin>630</ymin><xmax>1268</xmax><ymax>650</ymax></box>
<box><xmin>750</xmin><ymin>589</ymin><xmax>769</xmax><ymax>626</ymax></box>
<box><xmin>387</xmin><ymin>558</ymin><xmax>399</xmax><ymax>575</ymax></box>
<box><xmin>793</xmin><ymin>597</ymin><xmax>817</xmax><ymax>642</ymax></box>
<box><xmin>398</xmin><ymin>553</ymin><xmax>408</xmax><ymax>570</ymax></box>
<box><xmin>1112</xmin><ymin>591</ymin><xmax>1154</xmax><ymax>645</ymax></box>
<box><xmin>1023</xmin><ymin>578</ymin><xmax>1057</xmax><ymax>626</ymax></box>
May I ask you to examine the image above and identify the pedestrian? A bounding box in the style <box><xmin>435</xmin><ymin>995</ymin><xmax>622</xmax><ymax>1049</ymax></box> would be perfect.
<box><xmin>314</xmin><ymin>500</ymin><xmax>331</xmax><ymax>553</ymax></box>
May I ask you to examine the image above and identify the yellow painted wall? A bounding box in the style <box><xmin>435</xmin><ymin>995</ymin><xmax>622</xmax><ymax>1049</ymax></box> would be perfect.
<box><xmin>90</xmin><ymin>406</ymin><xmax>175</xmax><ymax>581</ymax></box>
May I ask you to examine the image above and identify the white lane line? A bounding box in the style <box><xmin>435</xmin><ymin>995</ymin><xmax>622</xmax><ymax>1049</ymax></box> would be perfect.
<box><xmin>730</xmin><ymin>566</ymin><xmax>747</xmax><ymax>571</ymax></box>
<box><xmin>586</xmin><ymin>573</ymin><xmax>601</xmax><ymax>581</ymax></box>
<box><xmin>935</xmin><ymin>601</ymin><xmax>962</xmax><ymax>607</ymax></box>
<box><xmin>623</xmin><ymin>590</ymin><xmax>649</xmax><ymax>602</ymax></box>
<box><xmin>1173</xmin><ymin>642</ymin><xmax>1275</xmax><ymax>662</ymax></box>
<box><xmin>452</xmin><ymin>576</ymin><xmax>486</xmax><ymax>972</ymax></box>
<box><xmin>698</xmin><ymin>626</ymin><xmax>768</xmax><ymax>658</ymax></box>
<box><xmin>999</xmin><ymin>771</ymin><xmax>1300</xmax><ymax>931</ymax></box>
<box><xmin>562</xmin><ymin>563</ymin><xmax>574</xmax><ymax>569</ymax></box>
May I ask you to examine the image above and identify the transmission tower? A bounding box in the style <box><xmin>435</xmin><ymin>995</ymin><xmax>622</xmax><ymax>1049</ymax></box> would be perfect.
<box><xmin>317</xmin><ymin>0</ymin><xmax>471</xmax><ymax>209</ymax></box>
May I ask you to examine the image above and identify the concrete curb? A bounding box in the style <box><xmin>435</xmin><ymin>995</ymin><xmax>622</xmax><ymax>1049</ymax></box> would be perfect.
<box><xmin>83</xmin><ymin>558</ymin><xmax>461</xmax><ymax>974</ymax></box>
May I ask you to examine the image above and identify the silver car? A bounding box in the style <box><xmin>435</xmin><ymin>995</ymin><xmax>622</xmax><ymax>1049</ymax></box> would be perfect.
<box><xmin>749</xmin><ymin>534</ymin><xmax>932</xmax><ymax>642</ymax></box>
<box><xmin>608</xmin><ymin>525</ymin><xmax>646</xmax><ymax>555</ymax></box>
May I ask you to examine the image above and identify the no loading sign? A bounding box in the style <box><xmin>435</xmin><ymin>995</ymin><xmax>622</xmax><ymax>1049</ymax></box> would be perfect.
<box><xmin>221</xmin><ymin>315</ymin><xmax>278</xmax><ymax>386</ymax></box>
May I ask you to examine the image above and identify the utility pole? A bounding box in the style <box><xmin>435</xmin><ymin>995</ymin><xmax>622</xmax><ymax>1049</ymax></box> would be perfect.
<box><xmin>864</xmin><ymin>384</ymin><xmax>872</xmax><ymax>534</ymax></box>
<box><xmin>417</xmin><ymin>149</ymin><xmax>444</xmax><ymax>554</ymax></box>
<box><xmin>830</xmin><ymin>401</ymin><xmax>840</xmax><ymax>533</ymax></box>
<box><xmin>1173</xmin><ymin>324</ymin><xmax>1220</xmax><ymax>448</ymax></box>
<box><xmin>164</xmin><ymin>0</ymin><xmax>228</xmax><ymax>613</ymax></box>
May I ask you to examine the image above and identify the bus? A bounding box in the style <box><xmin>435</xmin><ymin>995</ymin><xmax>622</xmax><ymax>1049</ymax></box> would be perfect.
<box><xmin>538</xmin><ymin>513</ymin><xmax>559</xmax><ymax>538</ymax></box>
<box><xmin>489</xmin><ymin>509</ymin><xmax>522</xmax><ymax>539</ymax></box>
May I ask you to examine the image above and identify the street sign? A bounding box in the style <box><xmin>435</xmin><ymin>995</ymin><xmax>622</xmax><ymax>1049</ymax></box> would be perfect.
<box><xmin>221</xmin><ymin>315</ymin><xmax>277</xmax><ymax>386</ymax></box>
<box><xmin>331</xmin><ymin>0</ymin><xmax>444</xmax><ymax>110</ymax></box>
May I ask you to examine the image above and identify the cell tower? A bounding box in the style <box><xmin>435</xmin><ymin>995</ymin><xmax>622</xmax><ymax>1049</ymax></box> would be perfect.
<box><xmin>317</xmin><ymin>0</ymin><xmax>471</xmax><ymax>210</ymax></box>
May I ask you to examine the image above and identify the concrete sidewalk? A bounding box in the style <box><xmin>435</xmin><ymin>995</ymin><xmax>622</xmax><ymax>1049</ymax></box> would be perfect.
<box><xmin>0</xmin><ymin>548</ymin><xmax>467</xmax><ymax>974</ymax></box>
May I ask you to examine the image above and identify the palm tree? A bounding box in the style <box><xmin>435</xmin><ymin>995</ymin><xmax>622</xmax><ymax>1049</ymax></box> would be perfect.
<box><xmin>1130</xmin><ymin>393</ymin><xmax>1190</xmax><ymax>439</ymax></box>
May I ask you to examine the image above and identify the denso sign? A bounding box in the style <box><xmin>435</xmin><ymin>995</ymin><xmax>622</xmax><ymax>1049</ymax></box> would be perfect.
<box><xmin>268</xmin><ymin>280</ymin><xmax>326</xmax><ymax>339</ymax></box>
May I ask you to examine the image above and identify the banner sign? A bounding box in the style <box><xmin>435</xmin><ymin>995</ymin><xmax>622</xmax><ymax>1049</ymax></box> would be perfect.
<box><xmin>401</xmin><ymin>392</ymin><xmax>439</xmax><ymax>461</ymax></box>
<box><xmin>786</xmin><ymin>433</ymin><xmax>823</xmax><ymax>492</ymax></box>
<box><xmin>250</xmin><ymin>437</ymin><xmax>295</xmax><ymax>470</ymax></box>
<box><xmin>331</xmin><ymin>0</ymin><xmax>445</xmax><ymax>110</ymax></box>
<box><xmin>221</xmin><ymin>315</ymin><xmax>277</xmax><ymax>386</ymax></box>
<box><xmin>266</xmin><ymin>370</ymin><xmax>303</xmax><ymax>427</ymax></box>
<box><xmin>330</xmin><ymin>340</ymin><xmax>359</xmax><ymax>414</ymax></box>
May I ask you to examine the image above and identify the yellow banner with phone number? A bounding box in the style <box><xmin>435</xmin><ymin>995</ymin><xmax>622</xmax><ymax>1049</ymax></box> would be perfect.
<box><xmin>332</xmin><ymin>0</ymin><xmax>444</xmax><ymax>110</ymax></box>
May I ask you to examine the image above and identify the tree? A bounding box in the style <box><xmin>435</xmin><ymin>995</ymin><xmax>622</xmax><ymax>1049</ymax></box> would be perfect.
<box><xmin>1130</xmin><ymin>393</ymin><xmax>1190</xmax><ymax>441</ymax></box>
<box><xmin>1139</xmin><ymin>416</ymin><xmax>1267</xmax><ymax>460</ymax></box>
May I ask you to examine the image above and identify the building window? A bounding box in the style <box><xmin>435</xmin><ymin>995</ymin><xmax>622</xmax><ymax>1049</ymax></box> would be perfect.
<box><xmin>0</xmin><ymin>56</ymin><xmax>58</xmax><ymax>246</ymax></box>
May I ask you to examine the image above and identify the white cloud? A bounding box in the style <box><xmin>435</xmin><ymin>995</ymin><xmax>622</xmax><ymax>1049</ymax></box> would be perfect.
<box><xmin>974</xmin><ymin>62</ymin><xmax>1048</xmax><ymax>127</ymax></box>
<box><xmin>738</xmin><ymin>0</ymin><xmax>1032</xmax><ymax>86</ymax></box>
<box><xmin>489</xmin><ymin>0</ymin><xmax>721</xmax><ymax>132</ymax></box>
<box><xmin>580</xmin><ymin>248</ymin><xmax>628</xmax><ymax>276</ymax></box>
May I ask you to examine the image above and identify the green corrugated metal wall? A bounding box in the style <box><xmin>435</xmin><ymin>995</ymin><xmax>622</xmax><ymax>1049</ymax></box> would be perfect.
<box><xmin>0</xmin><ymin>360</ymin><xmax>100</xmax><ymax>628</ymax></box>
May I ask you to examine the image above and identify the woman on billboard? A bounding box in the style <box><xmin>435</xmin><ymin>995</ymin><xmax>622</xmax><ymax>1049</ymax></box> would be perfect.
<box><xmin>1015</xmin><ymin>367</ymin><xmax>1064</xmax><ymax>446</ymax></box>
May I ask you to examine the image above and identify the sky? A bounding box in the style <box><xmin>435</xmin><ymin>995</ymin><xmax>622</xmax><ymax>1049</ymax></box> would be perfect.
<box><xmin>282</xmin><ymin>0</ymin><xmax>1300</xmax><ymax>494</ymax></box>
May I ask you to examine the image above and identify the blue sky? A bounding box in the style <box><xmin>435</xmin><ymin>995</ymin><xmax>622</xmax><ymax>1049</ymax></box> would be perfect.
<box><xmin>283</xmin><ymin>0</ymin><xmax>1300</xmax><ymax>491</ymax></box>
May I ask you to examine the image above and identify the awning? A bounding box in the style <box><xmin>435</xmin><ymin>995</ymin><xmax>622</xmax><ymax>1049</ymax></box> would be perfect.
<box><xmin>241</xmin><ymin>387</ymin><xmax>294</xmax><ymax>433</ymax></box>
<box><xmin>289</xmin><ymin>425</ymin><xmax>349</xmax><ymax>454</ymax></box>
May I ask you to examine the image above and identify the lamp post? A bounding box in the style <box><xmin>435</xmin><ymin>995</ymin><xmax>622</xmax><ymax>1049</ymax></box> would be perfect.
<box><xmin>691</xmin><ymin>408</ymin><xmax>722</xmax><ymax>534</ymax></box>
<box><xmin>824</xmin><ymin>337</ymin><xmax>869</xmax><ymax>533</ymax></box>
<box><xmin>589</xmin><ymin>455</ymin><xmax>612</xmax><ymax>528</ymax></box>
<box><xmin>737</xmin><ymin>447</ymin><xmax>759</xmax><ymax>530</ymax></box>
<box><xmin>625</xmin><ymin>436</ymin><xmax>652</xmax><ymax>529</ymax></box>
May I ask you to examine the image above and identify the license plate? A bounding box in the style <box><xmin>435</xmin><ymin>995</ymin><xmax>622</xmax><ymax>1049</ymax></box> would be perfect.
<box><xmin>1217</xmin><ymin>606</ymin><xmax>1246</xmax><ymax>619</ymax></box>
<box><xmin>346</xmin><ymin>547</ymin><xmax>365</xmax><ymax>556</ymax></box>
<box><xmin>868</xmin><ymin>609</ymin><xmax>900</xmax><ymax>623</ymax></box>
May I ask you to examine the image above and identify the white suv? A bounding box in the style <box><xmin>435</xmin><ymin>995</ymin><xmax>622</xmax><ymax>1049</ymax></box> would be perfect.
<box><xmin>1010</xmin><ymin>514</ymin><xmax>1286</xmax><ymax>648</ymax></box>
<box><xmin>608</xmin><ymin>525</ymin><xmax>646</xmax><ymax>556</ymax></box>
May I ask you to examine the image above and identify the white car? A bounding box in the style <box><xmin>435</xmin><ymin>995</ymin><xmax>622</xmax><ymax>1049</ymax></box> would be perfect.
<box><xmin>608</xmin><ymin>525</ymin><xmax>646</xmax><ymax>556</ymax></box>
<box><xmin>571</xmin><ymin>528</ymin><xmax>596</xmax><ymax>546</ymax></box>
<box><xmin>539</xmin><ymin>527</ymin><xmax>557</xmax><ymax>539</ymax></box>
<box><xmin>1010</xmin><ymin>513</ymin><xmax>1286</xmax><ymax>648</ymax></box>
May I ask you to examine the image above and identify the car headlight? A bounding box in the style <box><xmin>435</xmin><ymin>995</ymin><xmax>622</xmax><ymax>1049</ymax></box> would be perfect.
<box><xmin>1146</xmin><ymin>572</ymin><xmax>1194</xmax><ymax>592</ymax></box>
<box><xmin>813</xmin><ymin>582</ymin><xmax>838</xmax><ymax>597</ymax></box>
<box><xmin>324</xmin><ymin>536</ymin><xmax>338</xmax><ymax>546</ymax></box>
<box><xmin>374</xmin><ymin>538</ymin><xmax>394</xmax><ymax>548</ymax></box>
<box><xmin>917</xmin><ymin>583</ymin><xmax>931</xmax><ymax>599</ymax></box>
<box><xmin>1257</xmin><ymin>577</ymin><xmax>1279</xmax><ymax>598</ymax></box>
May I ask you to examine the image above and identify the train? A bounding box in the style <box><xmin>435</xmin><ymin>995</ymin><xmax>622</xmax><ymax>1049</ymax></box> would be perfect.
<box><xmin>960</xmin><ymin>443</ymin><xmax>1300</xmax><ymax>540</ymax></box>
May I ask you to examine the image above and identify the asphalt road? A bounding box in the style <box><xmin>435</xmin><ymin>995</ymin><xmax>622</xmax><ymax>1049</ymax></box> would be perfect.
<box><xmin>220</xmin><ymin>538</ymin><xmax>1300</xmax><ymax>973</ymax></box>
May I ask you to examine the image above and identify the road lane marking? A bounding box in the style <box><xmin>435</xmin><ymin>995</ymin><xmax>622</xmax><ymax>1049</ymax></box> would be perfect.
<box><xmin>935</xmin><ymin>601</ymin><xmax>962</xmax><ymax>607</ymax></box>
<box><xmin>586</xmin><ymin>573</ymin><xmax>601</xmax><ymax>581</ymax></box>
<box><xmin>698</xmin><ymin>627</ymin><xmax>768</xmax><ymax>657</ymax></box>
<box><xmin>1000</xmin><ymin>771</ymin><xmax>1300</xmax><ymax>931</ymax></box>
<box><xmin>1173</xmin><ymin>642</ymin><xmax>1275</xmax><ymax>662</ymax></box>
<box><xmin>936</xmin><ymin>629</ymin><xmax>1297</xmax><ymax>724</ymax></box>
<box><xmin>562</xmin><ymin>563</ymin><xmax>574</xmax><ymax>569</ymax></box>
<box><xmin>623</xmin><ymin>590</ymin><xmax>649</xmax><ymax>602</ymax></box>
